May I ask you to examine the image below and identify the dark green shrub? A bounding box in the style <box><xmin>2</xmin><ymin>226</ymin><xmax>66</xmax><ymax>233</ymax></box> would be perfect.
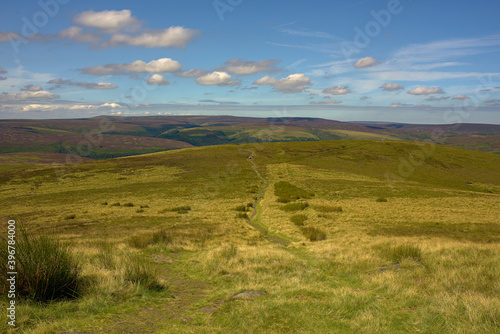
<box><xmin>0</xmin><ymin>227</ymin><xmax>82</xmax><ymax>302</ymax></box>
<box><xmin>290</xmin><ymin>214</ymin><xmax>308</xmax><ymax>226</ymax></box>
<box><xmin>301</xmin><ymin>227</ymin><xmax>327</xmax><ymax>241</ymax></box>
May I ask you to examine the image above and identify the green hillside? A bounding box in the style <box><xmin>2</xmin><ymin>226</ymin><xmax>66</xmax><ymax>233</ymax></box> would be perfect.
<box><xmin>1</xmin><ymin>141</ymin><xmax>499</xmax><ymax>333</ymax></box>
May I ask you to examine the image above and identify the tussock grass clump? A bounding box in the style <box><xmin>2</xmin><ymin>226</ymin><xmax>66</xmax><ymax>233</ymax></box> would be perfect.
<box><xmin>290</xmin><ymin>214</ymin><xmax>308</xmax><ymax>226</ymax></box>
<box><xmin>101</xmin><ymin>202</ymin><xmax>108</xmax><ymax>205</ymax></box>
<box><xmin>152</xmin><ymin>229</ymin><xmax>173</xmax><ymax>245</ymax></box>
<box><xmin>95</xmin><ymin>241</ymin><xmax>115</xmax><ymax>270</ymax></box>
<box><xmin>64</xmin><ymin>214</ymin><xmax>76</xmax><ymax>220</ymax></box>
<box><xmin>314</xmin><ymin>205</ymin><xmax>342</xmax><ymax>213</ymax></box>
<box><xmin>235</xmin><ymin>205</ymin><xmax>247</xmax><ymax>212</ymax></box>
<box><xmin>139</xmin><ymin>205</ymin><xmax>149</xmax><ymax>208</ymax></box>
<box><xmin>128</xmin><ymin>229</ymin><xmax>173</xmax><ymax>249</ymax></box>
<box><xmin>123</xmin><ymin>256</ymin><xmax>164</xmax><ymax>291</ymax></box>
<box><xmin>383</xmin><ymin>244</ymin><xmax>422</xmax><ymax>264</ymax></box>
<box><xmin>236</xmin><ymin>212</ymin><xmax>249</xmax><ymax>219</ymax></box>
<box><xmin>281</xmin><ymin>202</ymin><xmax>309</xmax><ymax>212</ymax></box>
<box><xmin>301</xmin><ymin>227</ymin><xmax>326</xmax><ymax>241</ymax></box>
<box><xmin>247</xmin><ymin>202</ymin><xmax>254</xmax><ymax>209</ymax></box>
<box><xmin>218</xmin><ymin>244</ymin><xmax>238</xmax><ymax>260</ymax></box>
<box><xmin>123</xmin><ymin>202</ymin><xmax>134</xmax><ymax>207</ymax></box>
<box><xmin>136</xmin><ymin>209</ymin><xmax>144</xmax><ymax>213</ymax></box>
<box><xmin>0</xmin><ymin>227</ymin><xmax>82</xmax><ymax>302</ymax></box>
<box><xmin>274</xmin><ymin>181</ymin><xmax>314</xmax><ymax>203</ymax></box>
<box><xmin>376</xmin><ymin>197</ymin><xmax>388</xmax><ymax>202</ymax></box>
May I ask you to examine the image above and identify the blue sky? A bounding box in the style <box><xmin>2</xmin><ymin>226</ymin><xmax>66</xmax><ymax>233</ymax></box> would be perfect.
<box><xmin>0</xmin><ymin>0</ymin><xmax>500</xmax><ymax>123</ymax></box>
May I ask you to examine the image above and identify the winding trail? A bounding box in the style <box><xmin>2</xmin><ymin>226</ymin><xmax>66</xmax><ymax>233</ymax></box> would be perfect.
<box><xmin>241</xmin><ymin>149</ymin><xmax>290</xmax><ymax>246</ymax></box>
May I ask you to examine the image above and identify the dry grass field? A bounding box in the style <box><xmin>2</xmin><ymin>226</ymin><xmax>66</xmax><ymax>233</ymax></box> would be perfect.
<box><xmin>0</xmin><ymin>140</ymin><xmax>499</xmax><ymax>333</ymax></box>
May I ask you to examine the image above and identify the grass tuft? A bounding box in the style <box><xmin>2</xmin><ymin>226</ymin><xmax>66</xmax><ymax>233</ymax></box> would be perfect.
<box><xmin>0</xmin><ymin>227</ymin><xmax>82</xmax><ymax>302</ymax></box>
<box><xmin>123</xmin><ymin>202</ymin><xmax>134</xmax><ymax>207</ymax></box>
<box><xmin>281</xmin><ymin>202</ymin><xmax>309</xmax><ymax>212</ymax></box>
<box><xmin>376</xmin><ymin>197</ymin><xmax>388</xmax><ymax>202</ymax></box>
<box><xmin>123</xmin><ymin>256</ymin><xmax>164</xmax><ymax>291</ymax></box>
<box><xmin>274</xmin><ymin>181</ymin><xmax>314</xmax><ymax>203</ymax></box>
<box><xmin>383</xmin><ymin>244</ymin><xmax>422</xmax><ymax>264</ymax></box>
<box><xmin>235</xmin><ymin>205</ymin><xmax>247</xmax><ymax>212</ymax></box>
<box><xmin>290</xmin><ymin>214</ymin><xmax>308</xmax><ymax>226</ymax></box>
<box><xmin>64</xmin><ymin>214</ymin><xmax>76</xmax><ymax>220</ymax></box>
<box><xmin>301</xmin><ymin>226</ymin><xmax>327</xmax><ymax>241</ymax></box>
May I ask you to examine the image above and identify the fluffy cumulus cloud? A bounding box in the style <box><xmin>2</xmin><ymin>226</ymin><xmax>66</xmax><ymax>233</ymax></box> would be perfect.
<box><xmin>73</xmin><ymin>10</ymin><xmax>142</xmax><ymax>33</ymax></box>
<box><xmin>146</xmin><ymin>74</ymin><xmax>170</xmax><ymax>86</ymax></box>
<box><xmin>452</xmin><ymin>95</ymin><xmax>470</xmax><ymax>100</ymax></box>
<box><xmin>310</xmin><ymin>99</ymin><xmax>341</xmax><ymax>105</ymax></box>
<box><xmin>103</xmin><ymin>27</ymin><xmax>200</xmax><ymax>48</ymax></box>
<box><xmin>217</xmin><ymin>58</ymin><xmax>280</xmax><ymax>75</ymax></box>
<box><xmin>380</xmin><ymin>83</ymin><xmax>404</xmax><ymax>91</ymax></box>
<box><xmin>0</xmin><ymin>90</ymin><xmax>59</xmax><ymax>102</ymax></box>
<box><xmin>253</xmin><ymin>73</ymin><xmax>311</xmax><ymax>93</ymax></box>
<box><xmin>82</xmin><ymin>58</ymin><xmax>181</xmax><ymax>75</ymax></box>
<box><xmin>354</xmin><ymin>56</ymin><xmax>379</xmax><ymax>68</ymax></box>
<box><xmin>50</xmin><ymin>10</ymin><xmax>199</xmax><ymax>49</ymax></box>
<box><xmin>322</xmin><ymin>86</ymin><xmax>351</xmax><ymax>95</ymax></box>
<box><xmin>48</xmin><ymin>78</ymin><xmax>117</xmax><ymax>89</ymax></box>
<box><xmin>196</xmin><ymin>71</ymin><xmax>238</xmax><ymax>86</ymax></box>
<box><xmin>408</xmin><ymin>86</ymin><xmax>445</xmax><ymax>95</ymax></box>
<box><xmin>177</xmin><ymin>69</ymin><xmax>210</xmax><ymax>78</ymax></box>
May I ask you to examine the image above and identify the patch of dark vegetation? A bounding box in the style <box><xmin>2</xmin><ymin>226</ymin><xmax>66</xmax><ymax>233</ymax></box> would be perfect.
<box><xmin>290</xmin><ymin>214</ymin><xmax>308</xmax><ymax>226</ymax></box>
<box><xmin>376</xmin><ymin>197</ymin><xmax>388</xmax><ymax>202</ymax></box>
<box><xmin>139</xmin><ymin>205</ymin><xmax>149</xmax><ymax>208</ymax></box>
<box><xmin>274</xmin><ymin>181</ymin><xmax>314</xmax><ymax>203</ymax></box>
<box><xmin>136</xmin><ymin>209</ymin><xmax>144</xmax><ymax>213</ymax></box>
<box><xmin>123</xmin><ymin>202</ymin><xmax>134</xmax><ymax>207</ymax></box>
<box><xmin>281</xmin><ymin>202</ymin><xmax>309</xmax><ymax>212</ymax></box>
<box><xmin>236</xmin><ymin>213</ymin><xmax>249</xmax><ymax>219</ymax></box>
<box><xmin>301</xmin><ymin>226</ymin><xmax>326</xmax><ymax>241</ymax></box>
<box><xmin>235</xmin><ymin>205</ymin><xmax>248</xmax><ymax>212</ymax></box>
<box><xmin>127</xmin><ymin>229</ymin><xmax>173</xmax><ymax>249</ymax></box>
<box><xmin>369</xmin><ymin>222</ymin><xmax>500</xmax><ymax>243</ymax></box>
<box><xmin>314</xmin><ymin>205</ymin><xmax>342</xmax><ymax>212</ymax></box>
<box><xmin>247</xmin><ymin>202</ymin><xmax>254</xmax><ymax>209</ymax></box>
<box><xmin>64</xmin><ymin>214</ymin><xmax>76</xmax><ymax>220</ymax></box>
<box><xmin>378</xmin><ymin>244</ymin><xmax>422</xmax><ymax>264</ymax></box>
<box><xmin>0</xmin><ymin>226</ymin><xmax>82</xmax><ymax>302</ymax></box>
<box><xmin>101</xmin><ymin>202</ymin><xmax>108</xmax><ymax>205</ymax></box>
<box><xmin>172</xmin><ymin>205</ymin><xmax>191</xmax><ymax>214</ymax></box>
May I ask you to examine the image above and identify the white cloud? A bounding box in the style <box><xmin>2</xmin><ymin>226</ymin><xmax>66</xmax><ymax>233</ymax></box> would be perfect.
<box><xmin>354</xmin><ymin>56</ymin><xmax>378</xmax><ymax>68</ymax></box>
<box><xmin>451</xmin><ymin>95</ymin><xmax>470</xmax><ymax>100</ymax></box>
<box><xmin>310</xmin><ymin>99</ymin><xmax>341</xmax><ymax>105</ymax></box>
<box><xmin>391</xmin><ymin>102</ymin><xmax>412</xmax><ymax>107</ymax></box>
<box><xmin>380</xmin><ymin>83</ymin><xmax>404</xmax><ymax>91</ymax></box>
<box><xmin>196</xmin><ymin>71</ymin><xmax>238</xmax><ymax>86</ymax></box>
<box><xmin>425</xmin><ymin>96</ymin><xmax>450</xmax><ymax>101</ymax></box>
<box><xmin>253</xmin><ymin>73</ymin><xmax>311</xmax><ymax>93</ymax></box>
<box><xmin>146</xmin><ymin>74</ymin><xmax>170</xmax><ymax>86</ymax></box>
<box><xmin>408</xmin><ymin>86</ymin><xmax>445</xmax><ymax>95</ymax></box>
<box><xmin>73</xmin><ymin>10</ymin><xmax>142</xmax><ymax>33</ymax></box>
<box><xmin>322</xmin><ymin>86</ymin><xmax>351</xmax><ymax>95</ymax></box>
<box><xmin>0</xmin><ymin>90</ymin><xmax>59</xmax><ymax>102</ymax></box>
<box><xmin>104</xmin><ymin>27</ymin><xmax>199</xmax><ymax>48</ymax></box>
<box><xmin>57</xmin><ymin>26</ymin><xmax>101</xmax><ymax>43</ymax></box>
<box><xmin>177</xmin><ymin>69</ymin><xmax>210</xmax><ymax>78</ymax></box>
<box><xmin>82</xmin><ymin>58</ymin><xmax>181</xmax><ymax>75</ymax></box>
<box><xmin>48</xmin><ymin>78</ymin><xmax>117</xmax><ymax>89</ymax></box>
<box><xmin>21</xmin><ymin>85</ymin><xmax>43</xmax><ymax>92</ymax></box>
<box><xmin>217</xmin><ymin>58</ymin><xmax>280</xmax><ymax>75</ymax></box>
<box><xmin>22</xmin><ymin>104</ymin><xmax>61</xmax><ymax>112</ymax></box>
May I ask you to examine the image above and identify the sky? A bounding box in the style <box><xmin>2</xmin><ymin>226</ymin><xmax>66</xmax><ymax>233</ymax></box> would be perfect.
<box><xmin>0</xmin><ymin>0</ymin><xmax>500</xmax><ymax>124</ymax></box>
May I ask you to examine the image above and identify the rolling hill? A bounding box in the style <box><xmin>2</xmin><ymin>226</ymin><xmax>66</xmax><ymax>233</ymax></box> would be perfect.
<box><xmin>1</xmin><ymin>140</ymin><xmax>499</xmax><ymax>333</ymax></box>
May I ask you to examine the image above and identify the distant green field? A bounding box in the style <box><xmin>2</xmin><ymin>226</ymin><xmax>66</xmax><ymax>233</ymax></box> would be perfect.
<box><xmin>1</xmin><ymin>141</ymin><xmax>499</xmax><ymax>333</ymax></box>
